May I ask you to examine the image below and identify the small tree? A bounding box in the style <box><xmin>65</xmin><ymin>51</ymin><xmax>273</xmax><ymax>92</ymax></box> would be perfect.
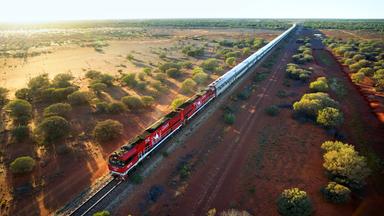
<box><xmin>93</xmin><ymin>119</ymin><xmax>123</xmax><ymax>142</ymax></box>
<box><xmin>86</xmin><ymin>70</ymin><xmax>102</xmax><ymax>79</ymax></box>
<box><xmin>192</xmin><ymin>72</ymin><xmax>209</xmax><ymax>84</ymax></box>
<box><xmin>121</xmin><ymin>96</ymin><xmax>144</xmax><ymax>110</ymax></box>
<box><xmin>141</xmin><ymin>96</ymin><xmax>155</xmax><ymax>108</ymax></box>
<box><xmin>5</xmin><ymin>99</ymin><xmax>33</xmax><ymax>125</ymax></box>
<box><xmin>10</xmin><ymin>156</ymin><xmax>36</xmax><ymax>174</ymax></box>
<box><xmin>11</xmin><ymin>125</ymin><xmax>30</xmax><ymax>142</ymax></box>
<box><xmin>67</xmin><ymin>91</ymin><xmax>89</xmax><ymax>105</ymax></box>
<box><xmin>224</xmin><ymin>112</ymin><xmax>235</xmax><ymax>124</ymax></box>
<box><xmin>166</xmin><ymin>68</ymin><xmax>181</xmax><ymax>78</ymax></box>
<box><xmin>154</xmin><ymin>73</ymin><xmax>167</xmax><ymax>83</ymax></box>
<box><xmin>52</xmin><ymin>73</ymin><xmax>74</xmax><ymax>88</ymax></box>
<box><xmin>309</xmin><ymin>77</ymin><xmax>329</xmax><ymax>92</ymax></box>
<box><xmin>15</xmin><ymin>88</ymin><xmax>33</xmax><ymax>102</ymax></box>
<box><xmin>321</xmin><ymin>182</ymin><xmax>351</xmax><ymax>203</ymax></box>
<box><xmin>38</xmin><ymin>116</ymin><xmax>71</xmax><ymax>142</ymax></box>
<box><xmin>43</xmin><ymin>103</ymin><xmax>72</xmax><ymax>118</ymax></box>
<box><xmin>98</xmin><ymin>74</ymin><xmax>114</xmax><ymax>86</ymax></box>
<box><xmin>95</xmin><ymin>101</ymin><xmax>109</xmax><ymax>114</ymax></box>
<box><xmin>277</xmin><ymin>188</ymin><xmax>313</xmax><ymax>216</ymax></box>
<box><xmin>181</xmin><ymin>78</ymin><xmax>197</xmax><ymax>94</ymax></box>
<box><xmin>202</xmin><ymin>58</ymin><xmax>220</xmax><ymax>71</ymax></box>
<box><xmin>316</xmin><ymin>107</ymin><xmax>344</xmax><ymax>127</ymax></box>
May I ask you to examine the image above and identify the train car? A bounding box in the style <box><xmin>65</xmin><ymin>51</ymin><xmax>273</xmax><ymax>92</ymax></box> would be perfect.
<box><xmin>108</xmin><ymin>24</ymin><xmax>297</xmax><ymax>177</ymax></box>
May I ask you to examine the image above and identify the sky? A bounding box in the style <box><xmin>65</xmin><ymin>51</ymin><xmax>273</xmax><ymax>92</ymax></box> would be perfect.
<box><xmin>0</xmin><ymin>0</ymin><xmax>382</xmax><ymax>23</ymax></box>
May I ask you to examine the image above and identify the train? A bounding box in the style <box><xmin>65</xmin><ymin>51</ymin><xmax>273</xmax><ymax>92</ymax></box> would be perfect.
<box><xmin>108</xmin><ymin>24</ymin><xmax>297</xmax><ymax>178</ymax></box>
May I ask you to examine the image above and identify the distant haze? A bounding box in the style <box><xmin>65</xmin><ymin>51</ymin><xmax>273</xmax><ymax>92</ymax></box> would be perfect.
<box><xmin>1</xmin><ymin>0</ymin><xmax>383</xmax><ymax>23</ymax></box>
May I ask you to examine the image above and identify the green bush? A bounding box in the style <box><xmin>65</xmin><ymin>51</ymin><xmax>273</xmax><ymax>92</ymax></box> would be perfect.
<box><xmin>202</xmin><ymin>58</ymin><xmax>220</xmax><ymax>72</ymax></box>
<box><xmin>316</xmin><ymin>107</ymin><xmax>344</xmax><ymax>127</ymax></box>
<box><xmin>321</xmin><ymin>182</ymin><xmax>351</xmax><ymax>203</ymax></box>
<box><xmin>265</xmin><ymin>105</ymin><xmax>280</xmax><ymax>116</ymax></box>
<box><xmin>154</xmin><ymin>73</ymin><xmax>167</xmax><ymax>83</ymax></box>
<box><xmin>141</xmin><ymin>96</ymin><xmax>155</xmax><ymax>107</ymax></box>
<box><xmin>309</xmin><ymin>77</ymin><xmax>329</xmax><ymax>92</ymax></box>
<box><xmin>171</xmin><ymin>97</ymin><xmax>186</xmax><ymax>110</ymax></box>
<box><xmin>181</xmin><ymin>78</ymin><xmax>197</xmax><ymax>94</ymax></box>
<box><xmin>322</xmin><ymin>140</ymin><xmax>370</xmax><ymax>188</ymax></box>
<box><xmin>10</xmin><ymin>156</ymin><xmax>36</xmax><ymax>174</ymax></box>
<box><xmin>293</xmin><ymin>92</ymin><xmax>338</xmax><ymax>118</ymax></box>
<box><xmin>121</xmin><ymin>73</ymin><xmax>137</xmax><ymax>87</ymax></box>
<box><xmin>27</xmin><ymin>73</ymin><xmax>50</xmax><ymax>95</ymax></box>
<box><xmin>92</xmin><ymin>210</ymin><xmax>110</xmax><ymax>216</ymax></box>
<box><xmin>143</xmin><ymin>67</ymin><xmax>152</xmax><ymax>75</ymax></box>
<box><xmin>41</xmin><ymin>86</ymin><xmax>78</xmax><ymax>103</ymax></box>
<box><xmin>286</xmin><ymin>63</ymin><xmax>312</xmax><ymax>81</ymax></box>
<box><xmin>166</xmin><ymin>68</ymin><xmax>182</xmax><ymax>78</ymax></box>
<box><xmin>93</xmin><ymin>119</ymin><xmax>123</xmax><ymax>142</ymax></box>
<box><xmin>98</xmin><ymin>74</ymin><xmax>114</xmax><ymax>86</ymax></box>
<box><xmin>351</xmin><ymin>72</ymin><xmax>365</xmax><ymax>84</ymax></box>
<box><xmin>43</xmin><ymin>103</ymin><xmax>72</xmax><ymax>118</ymax></box>
<box><xmin>121</xmin><ymin>96</ymin><xmax>144</xmax><ymax>110</ymax></box>
<box><xmin>5</xmin><ymin>99</ymin><xmax>33</xmax><ymax>125</ymax></box>
<box><xmin>225</xmin><ymin>57</ymin><xmax>236</xmax><ymax>66</ymax></box>
<box><xmin>224</xmin><ymin>112</ymin><xmax>235</xmax><ymax>124</ymax></box>
<box><xmin>67</xmin><ymin>91</ymin><xmax>89</xmax><ymax>105</ymax></box>
<box><xmin>11</xmin><ymin>125</ymin><xmax>30</xmax><ymax>142</ymax></box>
<box><xmin>192</xmin><ymin>71</ymin><xmax>209</xmax><ymax>84</ymax></box>
<box><xmin>159</xmin><ymin>62</ymin><xmax>181</xmax><ymax>73</ymax></box>
<box><xmin>277</xmin><ymin>188</ymin><xmax>313</xmax><ymax>216</ymax></box>
<box><xmin>52</xmin><ymin>73</ymin><xmax>74</xmax><ymax>88</ymax></box>
<box><xmin>0</xmin><ymin>87</ymin><xmax>9</xmax><ymax>108</ymax></box>
<box><xmin>86</xmin><ymin>70</ymin><xmax>102</xmax><ymax>79</ymax></box>
<box><xmin>89</xmin><ymin>82</ymin><xmax>107</xmax><ymax>95</ymax></box>
<box><xmin>108</xmin><ymin>102</ymin><xmax>126</xmax><ymax>114</ymax></box>
<box><xmin>15</xmin><ymin>88</ymin><xmax>33</xmax><ymax>102</ymax></box>
<box><xmin>38</xmin><ymin>116</ymin><xmax>71</xmax><ymax>142</ymax></box>
<box><xmin>95</xmin><ymin>101</ymin><xmax>109</xmax><ymax>114</ymax></box>
<box><xmin>150</xmin><ymin>80</ymin><xmax>167</xmax><ymax>93</ymax></box>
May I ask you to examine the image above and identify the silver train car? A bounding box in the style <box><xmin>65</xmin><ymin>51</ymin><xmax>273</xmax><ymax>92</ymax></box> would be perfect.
<box><xmin>209</xmin><ymin>24</ymin><xmax>296</xmax><ymax>96</ymax></box>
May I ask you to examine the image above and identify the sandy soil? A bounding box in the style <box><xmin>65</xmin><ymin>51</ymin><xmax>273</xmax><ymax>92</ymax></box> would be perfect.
<box><xmin>110</xmin><ymin>28</ymin><xmax>384</xmax><ymax>216</ymax></box>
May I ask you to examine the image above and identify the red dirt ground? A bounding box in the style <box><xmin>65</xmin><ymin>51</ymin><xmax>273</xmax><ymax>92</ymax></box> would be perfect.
<box><xmin>111</xmin><ymin>28</ymin><xmax>384</xmax><ymax>216</ymax></box>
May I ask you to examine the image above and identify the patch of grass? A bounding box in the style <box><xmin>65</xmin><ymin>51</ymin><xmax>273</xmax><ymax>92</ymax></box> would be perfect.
<box><xmin>253</xmin><ymin>72</ymin><xmax>268</xmax><ymax>83</ymax></box>
<box><xmin>179</xmin><ymin>164</ymin><xmax>191</xmax><ymax>180</ymax></box>
<box><xmin>329</xmin><ymin>78</ymin><xmax>347</xmax><ymax>98</ymax></box>
<box><xmin>316</xmin><ymin>50</ymin><xmax>333</xmax><ymax>66</ymax></box>
<box><xmin>224</xmin><ymin>112</ymin><xmax>236</xmax><ymax>124</ymax></box>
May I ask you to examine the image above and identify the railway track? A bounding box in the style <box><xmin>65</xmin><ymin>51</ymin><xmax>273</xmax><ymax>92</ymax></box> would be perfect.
<box><xmin>60</xmin><ymin>26</ymin><xmax>297</xmax><ymax>216</ymax></box>
<box><xmin>68</xmin><ymin>178</ymin><xmax>121</xmax><ymax>216</ymax></box>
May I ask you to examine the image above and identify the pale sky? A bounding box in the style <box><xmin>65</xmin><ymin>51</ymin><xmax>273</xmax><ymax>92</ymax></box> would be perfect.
<box><xmin>0</xmin><ymin>0</ymin><xmax>382</xmax><ymax>23</ymax></box>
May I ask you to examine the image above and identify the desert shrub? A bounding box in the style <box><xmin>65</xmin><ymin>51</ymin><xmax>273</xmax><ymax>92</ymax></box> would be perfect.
<box><xmin>135</xmin><ymin>81</ymin><xmax>147</xmax><ymax>91</ymax></box>
<box><xmin>5</xmin><ymin>99</ymin><xmax>32</xmax><ymax>125</ymax></box>
<box><xmin>143</xmin><ymin>67</ymin><xmax>152</xmax><ymax>75</ymax></box>
<box><xmin>159</xmin><ymin>62</ymin><xmax>181</xmax><ymax>73</ymax></box>
<box><xmin>67</xmin><ymin>91</ymin><xmax>89</xmax><ymax>105</ymax></box>
<box><xmin>92</xmin><ymin>210</ymin><xmax>110</xmax><ymax>216</ymax></box>
<box><xmin>202</xmin><ymin>58</ymin><xmax>220</xmax><ymax>72</ymax></box>
<box><xmin>286</xmin><ymin>63</ymin><xmax>312</xmax><ymax>81</ymax></box>
<box><xmin>137</xmin><ymin>71</ymin><xmax>146</xmax><ymax>81</ymax></box>
<box><xmin>293</xmin><ymin>92</ymin><xmax>338</xmax><ymax>118</ymax></box>
<box><xmin>357</xmin><ymin>67</ymin><xmax>373</xmax><ymax>76</ymax></box>
<box><xmin>43</xmin><ymin>103</ymin><xmax>72</xmax><ymax>118</ymax></box>
<box><xmin>98</xmin><ymin>74</ymin><xmax>114</xmax><ymax>86</ymax></box>
<box><xmin>309</xmin><ymin>77</ymin><xmax>329</xmax><ymax>92</ymax></box>
<box><xmin>277</xmin><ymin>188</ymin><xmax>313</xmax><ymax>216</ymax></box>
<box><xmin>52</xmin><ymin>73</ymin><xmax>74</xmax><ymax>88</ymax></box>
<box><xmin>10</xmin><ymin>156</ymin><xmax>36</xmax><ymax>174</ymax></box>
<box><xmin>38</xmin><ymin>116</ymin><xmax>71</xmax><ymax>142</ymax></box>
<box><xmin>316</xmin><ymin>107</ymin><xmax>344</xmax><ymax>127</ymax></box>
<box><xmin>351</xmin><ymin>72</ymin><xmax>365</xmax><ymax>84</ymax></box>
<box><xmin>224</xmin><ymin>112</ymin><xmax>235</xmax><ymax>124</ymax></box>
<box><xmin>321</xmin><ymin>182</ymin><xmax>351</xmax><ymax>203</ymax></box>
<box><xmin>154</xmin><ymin>73</ymin><xmax>167</xmax><ymax>83</ymax></box>
<box><xmin>265</xmin><ymin>105</ymin><xmax>280</xmax><ymax>116</ymax></box>
<box><xmin>192</xmin><ymin>66</ymin><xmax>204</xmax><ymax>75</ymax></box>
<box><xmin>93</xmin><ymin>119</ymin><xmax>123</xmax><ymax>142</ymax></box>
<box><xmin>86</xmin><ymin>70</ymin><xmax>102</xmax><ymax>79</ymax></box>
<box><xmin>95</xmin><ymin>101</ymin><xmax>109</xmax><ymax>114</ymax></box>
<box><xmin>108</xmin><ymin>102</ymin><xmax>126</xmax><ymax>114</ymax></box>
<box><xmin>0</xmin><ymin>87</ymin><xmax>9</xmax><ymax>108</ymax></box>
<box><xmin>181</xmin><ymin>78</ymin><xmax>197</xmax><ymax>94</ymax></box>
<box><xmin>89</xmin><ymin>82</ymin><xmax>107</xmax><ymax>96</ymax></box>
<box><xmin>322</xmin><ymin>140</ymin><xmax>370</xmax><ymax>188</ymax></box>
<box><xmin>220</xmin><ymin>209</ymin><xmax>252</xmax><ymax>216</ymax></box>
<box><xmin>121</xmin><ymin>96</ymin><xmax>144</xmax><ymax>110</ymax></box>
<box><xmin>225</xmin><ymin>57</ymin><xmax>236</xmax><ymax>66</ymax></box>
<box><xmin>11</xmin><ymin>125</ymin><xmax>30</xmax><ymax>142</ymax></box>
<box><xmin>192</xmin><ymin>71</ymin><xmax>209</xmax><ymax>84</ymax></box>
<box><xmin>40</xmin><ymin>86</ymin><xmax>78</xmax><ymax>103</ymax></box>
<box><xmin>166</xmin><ymin>68</ymin><xmax>182</xmax><ymax>78</ymax></box>
<box><xmin>182</xmin><ymin>45</ymin><xmax>204</xmax><ymax>57</ymax></box>
<box><xmin>141</xmin><ymin>96</ymin><xmax>155</xmax><ymax>107</ymax></box>
<box><xmin>171</xmin><ymin>97</ymin><xmax>186</xmax><ymax>110</ymax></box>
<box><xmin>181</xmin><ymin>61</ymin><xmax>193</xmax><ymax>69</ymax></box>
<box><xmin>15</xmin><ymin>88</ymin><xmax>33</xmax><ymax>102</ymax></box>
<box><xmin>121</xmin><ymin>73</ymin><xmax>137</xmax><ymax>87</ymax></box>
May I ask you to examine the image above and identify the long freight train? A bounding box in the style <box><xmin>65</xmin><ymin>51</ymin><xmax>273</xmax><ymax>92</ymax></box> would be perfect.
<box><xmin>108</xmin><ymin>24</ymin><xmax>297</xmax><ymax>177</ymax></box>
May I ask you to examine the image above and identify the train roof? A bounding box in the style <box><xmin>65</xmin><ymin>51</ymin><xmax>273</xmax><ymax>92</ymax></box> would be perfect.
<box><xmin>146</xmin><ymin>110</ymin><xmax>180</xmax><ymax>132</ymax></box>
